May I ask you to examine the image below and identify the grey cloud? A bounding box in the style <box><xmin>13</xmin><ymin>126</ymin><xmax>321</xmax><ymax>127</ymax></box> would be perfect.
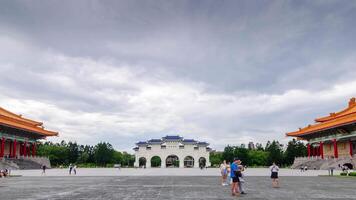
<box><xmin>0</xmin><ymin>0</ymin><xmax>356</xmax><ymax>151</ymax></box>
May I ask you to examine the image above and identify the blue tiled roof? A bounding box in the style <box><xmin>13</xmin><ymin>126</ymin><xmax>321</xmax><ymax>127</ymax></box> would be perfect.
<box><xmin>163</xmin><ymin>135</ymin><xmax>182</xmax><ymax>140</ymax></box>
<box><xmin>197</xmin><ymin>142</ymin><xmax>209</xmax><ymax>146</ymax></box>
<box><xmin>136</xmin><ymin>141</ymin><xmax>148</xmax><ymax>145</ymax></box>
<box><xmin>148</xmin><ymin>139</ymin><xmax>162</xmax><ymax>142</ymax></box>
<box><xmin>183</xmin><ymin>139</ymin><xmax>196</xmax><ymax>142</ymax></box>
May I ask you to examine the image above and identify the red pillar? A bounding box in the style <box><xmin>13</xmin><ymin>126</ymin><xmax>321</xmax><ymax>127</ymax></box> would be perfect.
<box><xmin>349</xmin><ymin>140</ymin><xmax>353</xmax><ymax>157</ymax></box>
<box><xmin>32</xmin><ymin>143</ymin><xmax>36</xmax><ymax>157</ymax></box>
<box><xmin>320</xmin><ymin>141</ymin><xmax>324</xmax><ymax>159</ymax></box>
<box><xmin>23</xmin><ymin>141</ymin><xmax>27</xmax><ymax>157</ymax></box>
<box><xmin>307</xmin><ymin>143</ymin><xmax>311</xmax><ymax>158</ymax></box>
<box><xmin>13</xmin><ymin>139</ymin><xmax>17</xmax><ymax>158</ymax></box>
<box><xmin>316</xmin><ymin>146</ymin><xmax>319</xmax><ymax>156</ymax></box>
<box><xmin>0</xmin><ymin>137</ymin><xmax>4</xmax><ymax>157</ymax></box>
<box><xmin>333</xmin><ymin>139</ymin><xmax>338</xmax><ymax>158</ymax></box>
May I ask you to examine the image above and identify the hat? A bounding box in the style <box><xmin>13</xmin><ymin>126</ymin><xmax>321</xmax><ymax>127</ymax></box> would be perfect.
<box><xmin>233</xmin><ymin>157</ymin><xmax>240</xmax><ymax>161</ymax></box>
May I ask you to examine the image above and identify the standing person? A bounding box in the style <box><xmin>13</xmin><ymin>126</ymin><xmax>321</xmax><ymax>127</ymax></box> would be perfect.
<box><xmin>226</xmin><ymin>162</ymin><xmax>231</xmax><ymax>185</ymax></box>
<box><xmin>73</xmin><ymin>165</ymin><xmax>77</xmax><ymax>175</ymax></box>
<box><xmin>230</xmin><ymin>158</ymin><xmax>240</xmax><ymax>196</ymax></box>
<box><xmin>41</xmin><ymin>165</ymin><xmax>46</xmax><ymax>175</ymax></box>
<box><xmin>69</xmin><ymin>164</ymin><xmax>73</xmax><ymax>175</ymax></box>
<box><xmin>269</xmin><ymin>162</ymin><xmax>280</xmax><ymax>188</ymax></box>
<box><xmin>220</xmin><ymin>160</ymin><xmax>227</xmax><ymax>186</ymax></box>
<box><xmin>237</xmin><ymin>160</ymin><xmax>246</xmax><ymax>194</ymax></box>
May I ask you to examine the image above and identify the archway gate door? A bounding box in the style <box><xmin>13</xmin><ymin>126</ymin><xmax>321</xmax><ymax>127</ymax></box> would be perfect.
<box><xmin>184</xmin><ymin>156</ymin><xmax>194</xmax><ymax>168</ymax></box>
<box><xmin>151</xmin><ymin>156</ymin><xmax>162</xmax><ymax>168</ymax></box>
<box><xmin>166</xmin><ymin>155</ymin><xmax>179</xmax><ymax>168</ymax></box>
<box><xmin>199</xmin><ymin>157</ymin><xmax>206</xmax><ymax>168</ymax></box>
<box><xmin>139</xmin><ymin>157</ymin><xmax>147</xmax><ymax>168</ymax></box>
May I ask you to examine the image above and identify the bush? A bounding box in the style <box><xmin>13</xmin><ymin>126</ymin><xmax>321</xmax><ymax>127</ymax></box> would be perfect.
<box><xmin>340</xmin><ymin>172</ymin><xmax>347</xmax><ymax>176</ymax></box>
<box><xmin>348</xmin><ymin>172</ymin><xmax>356</xmax><ymax>176</ymax></box>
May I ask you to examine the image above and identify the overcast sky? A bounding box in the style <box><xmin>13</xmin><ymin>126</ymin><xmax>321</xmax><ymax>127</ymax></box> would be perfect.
<box><xmin>0</xmin><ymin>0</ymin><xmax>356</xmax><ymax>152</ymax></box>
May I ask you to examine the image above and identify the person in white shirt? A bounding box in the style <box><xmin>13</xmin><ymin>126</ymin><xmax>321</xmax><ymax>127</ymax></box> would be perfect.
<box><xmin>269</xmin><ymin>162</ymin><xmax>279</xmax><ymax>188</ymax></box>
<box><xmin>220</xmin><ymin>160</ymin><xmax>227</xmax><ymax>186</ymax></box>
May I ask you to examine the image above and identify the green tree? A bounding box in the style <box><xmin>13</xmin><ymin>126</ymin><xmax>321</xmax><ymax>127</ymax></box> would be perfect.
<box><xmin>94</xmin><ymin>142</ymin><xmax>114</xmax><ymax>166</ymax></box>
<box><xmin>209</xmin><ymin>151</ymin><xmax>223</xmax><ymax>167</ymax></box>
<box><xmin>248</xmin><ymin>150</ymin><xmax>269</xmax><ymax>166</ymax></box>
<box><xmin>265</xmin><ymin>140</ymin><xmax>283</xmax><ymax>165</ymax></box>
<box><xmin>151</xmin><ymin>156</ymin><xmax>162</xmax><ymax>167</ymax></box>
<box><xmin>67</xmin><ymin>142</ymin><xmax>79</xmax><ymax>164</ymax></box>
<box><xmin>222</xmin><ymin>146</ymin><xmax>234</xmax><ymax>163</ymax></box>
<box><xmin>284</xmin><ymin>139</ymin><xmax>307</xmax><ymax>165</ymax></box>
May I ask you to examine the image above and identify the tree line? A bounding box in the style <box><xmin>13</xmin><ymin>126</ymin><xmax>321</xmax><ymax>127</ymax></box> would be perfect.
<box><xmin>209</xmin><ymin>139</ymin><xmax>307</xmax><ymax>167</ymax></box>
<box><xmin>37</xmin><ymin>141</ymin><xmax>135</xmax><ymax>167</ymax></box>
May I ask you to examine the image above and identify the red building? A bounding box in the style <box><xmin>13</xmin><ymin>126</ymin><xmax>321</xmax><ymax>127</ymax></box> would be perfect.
<box><xmin>0</xmin><ymin>107</ymin><xmax>58</xmax><ymax>159</ymax></box>
<box><xmin>286</xmin><ymin>98</ymin><xmax>356</xmax><ymax>169</ymax></box>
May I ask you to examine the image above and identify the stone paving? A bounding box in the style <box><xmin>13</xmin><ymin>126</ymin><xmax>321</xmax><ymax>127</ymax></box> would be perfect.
<box><xmin>10</xmin><ymin>168</ymin><xmax>338</xmax><ymax>177</ymax></box>
<box><xmin>1</xmin><ymin>175</ymin><xmax>356</xmax><ymax>199</ymax></box>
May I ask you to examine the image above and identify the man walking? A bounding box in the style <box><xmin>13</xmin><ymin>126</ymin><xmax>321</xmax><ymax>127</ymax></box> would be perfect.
<box><xmin>230</xmin><ymin>158</ymin><xmax>240</xmax><ymax>196</ymax></box>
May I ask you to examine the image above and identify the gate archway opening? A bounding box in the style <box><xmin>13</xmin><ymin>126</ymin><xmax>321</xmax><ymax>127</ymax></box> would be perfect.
<box><xmin>199</xmin><ymin>157</ymin><xmax>206</xmax><ymax>168</ymax></box>
<box><xmin>166</xmin><ymin>155</ymin><xmax>179</xmax><ymax>168</ymax></box>
<box><xmin>139</xmin><ymin>157</ymin><xmax>147</xmax><ymax>168</ymax></box>
<box><xmin>184</xmin><ymin>156</ymin><xmax>194</xmax><ymax>168</ymax></box>
<box><xmin>151</xmin><ymin>156</ymin><xmax>162</xmax><ymax>168</ymax></box>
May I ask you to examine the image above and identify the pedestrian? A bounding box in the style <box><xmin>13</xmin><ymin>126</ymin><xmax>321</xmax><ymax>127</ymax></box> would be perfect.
<box><xmin>230</xmin><ymin>158</ymin><xmax>240</xmax><ymax>196</ymax></box>
<box><xmin>41</xmin><ymin>165</ymin><xmax>46</xmax><ymax>175</ymax></box>
<box><xmin>269</xmin><ymin>162</ymin><xmax>280</xmax><ymax>188</ymax></box>
<box><xmin>237</xmin><ymin>160</ymin><xmax>246</xmax><ymax>194</ymax></box>
<box><xmin>69</xmin><ymin>164</ymin><xmax>73</xmax><ymax>175</ymax></box>
<box><xmin>220</xmin><ymin>160</ymin><xmax>227</xmax><ymax>186</ymax></box>
<box><xmin>226</xmin><ymin>162</ymin><xmax>231</xmax><ymax>185</ymax></box>
<box><xmin>73</xmin><ymin>165</ymin><xmax>77</xmax><ymax>175</ymax></box>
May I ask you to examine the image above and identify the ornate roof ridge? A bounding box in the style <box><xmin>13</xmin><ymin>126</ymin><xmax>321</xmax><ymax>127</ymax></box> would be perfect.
<box><xmin>0</xmin><ymin>107</ymin><xmax>43</xmax><ymax>126</ymax></box>
<box><xmin>315</xmin><ymin>97</ymin><xmax>356</xmax><ymax>123</ymax></box>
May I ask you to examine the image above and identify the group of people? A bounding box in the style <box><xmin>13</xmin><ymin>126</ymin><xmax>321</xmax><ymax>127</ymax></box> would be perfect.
<box><xmin>69</xmin><ymin>164</ymin><xmax>77</xmax><ymax>175</ymax></box>
<box><xmin>0</xmin><ymin>168</ymin><xmax>10</xmax><ymax>178</ymax></box>
<box><xmin>220</xmin><ymin>159</ymin><xmax>280</xmax><ymax>196</ymax></box>
<box><xmin>300</xmin><ymin>165</ymin><xmax>308</xmax><ymax>172</ymax></box>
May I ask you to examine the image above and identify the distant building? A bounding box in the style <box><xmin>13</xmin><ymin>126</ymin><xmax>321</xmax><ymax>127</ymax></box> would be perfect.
<box><xmin>248</xmin><ymin>142</ymin><xmax>255</xmax><ymax>150</ymax></box>
<box><xmin>0</xmin><ymin>107</ymin><xmax>58</xmax><ymax>169</ymax></box>
<box><xmin>133</xmin><ymin>135</ymin><xmax>211</xmax><ymax>168</ymax></box>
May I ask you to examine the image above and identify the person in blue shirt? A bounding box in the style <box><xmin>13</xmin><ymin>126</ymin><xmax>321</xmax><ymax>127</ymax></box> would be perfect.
<box><xmin>230</xmin><ymin>158</ymin><xmax>240</xmax><ymax>196</ymax></box>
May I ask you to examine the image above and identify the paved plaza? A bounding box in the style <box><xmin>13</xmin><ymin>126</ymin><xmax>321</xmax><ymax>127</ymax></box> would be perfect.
<box><xmin>10</xmin><ymin>168</ymin><xmax>336</xmax><ymax>177</ymax></box>
<box><xmin>1</xmin><ymin>175</ymin><xmax>356</xmax><ymax>199</ymax></box>
<box><xmin>1</xmin><ymin>168</ymin><xmax>356</xmax><ymax>199</ymax></box>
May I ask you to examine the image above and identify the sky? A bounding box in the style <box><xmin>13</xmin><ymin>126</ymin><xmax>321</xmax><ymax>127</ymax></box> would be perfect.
<box><xmin>0</xmin><ymin>0</ymin><xmax>356</xmax><ymax>152</ymax></box>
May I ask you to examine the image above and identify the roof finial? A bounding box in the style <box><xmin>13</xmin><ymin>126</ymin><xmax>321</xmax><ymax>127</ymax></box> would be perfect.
<box><xmin>349</xmin><ymin>97</ymin><xmax>356</xmax><ymax>107</ymax></box>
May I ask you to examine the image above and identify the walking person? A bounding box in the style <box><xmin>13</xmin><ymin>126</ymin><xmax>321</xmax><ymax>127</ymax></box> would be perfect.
<box><xmin>269</xmin><ymin>162</ymin><xmax>280</xmax><ymax>188</ymax></box>
<box><xmin>220</xmin><ymin>160</ymin><xmax>227</xmax><ymax>186</ymax></box>
<box><xmin>41</xmin><ymin>165</ymin><xmax>46</xmax><ymax>175</ymax></box>
<box><xmin>237</xmin><ymin>160</ymin><xmax>246</xmax><ymax>194</ymax></box>
<box><xmin>73</xmin><ymin>165</ymin><xmax>77</xmax><ymax>175</ymax></box>
<box><xmin>69</xmin><ymin>164</ymin><xmax>73</xmax><ymax>175</ymax></box>
<box><xmin>226</xmin><ymin>162</ymin><xmax>231</xmax><ymax>185</ymax></box>
<box><xmin>230</xmin><ymin>158</ymin><xmax>240</xmax><ymax>196</ymax></box>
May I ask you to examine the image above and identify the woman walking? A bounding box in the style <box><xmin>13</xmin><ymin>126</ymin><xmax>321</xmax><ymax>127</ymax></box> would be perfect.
<box><xmin>220</xmin><ymin>160</ymin><xmax>227</xmax><ymax>186</ymax></box>
<box><xmin>269</xmin><ymin>162</ymin><xmax>280</xmax><ymax>188</ymax></box>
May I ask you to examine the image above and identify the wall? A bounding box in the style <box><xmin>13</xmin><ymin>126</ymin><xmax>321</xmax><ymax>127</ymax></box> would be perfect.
<box><xmin>134</xmin><ymin>142</ymin><xmax>210</xmax><ymax>168</ymax></box>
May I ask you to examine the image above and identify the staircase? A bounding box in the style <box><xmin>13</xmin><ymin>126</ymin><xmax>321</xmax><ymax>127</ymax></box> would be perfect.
<box><xmin>292</xmin><ymin>156</ymin><xmax>356</xmax><ymax>170</ymax></box>
<box><xmin>1</xmin><ymin>156</ymin><xmax>51</xmax><ymax>170</ymax></box>
<box><xmin>8</xmin><ymin>158</ymin><xmax>42</xmax><ymax>170</ymax></box>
